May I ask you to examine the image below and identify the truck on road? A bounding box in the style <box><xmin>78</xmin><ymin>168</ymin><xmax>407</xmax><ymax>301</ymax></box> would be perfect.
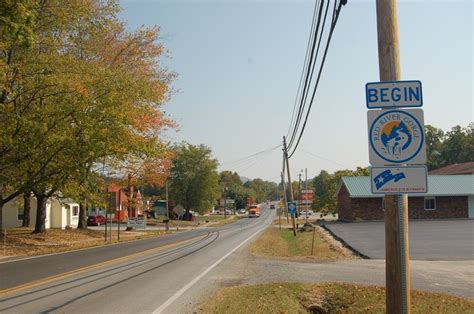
<box><xmin>247</xmin><ymin>205</ymin><xmax>260</xmax><ymax>218</ymax></box>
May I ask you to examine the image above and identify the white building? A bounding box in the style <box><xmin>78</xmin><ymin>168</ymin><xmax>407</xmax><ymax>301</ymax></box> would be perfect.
<box><xmin>2</xmin><ymin>195</ymin><xmax>80</xmax><ymax>230</ymax></box>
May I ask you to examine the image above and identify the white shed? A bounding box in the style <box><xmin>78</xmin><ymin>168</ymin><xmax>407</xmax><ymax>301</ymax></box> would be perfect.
<box><xmin>50</xmin><ymin>198</ymin><xmax>80</xmax><ymax>229</ymax></box>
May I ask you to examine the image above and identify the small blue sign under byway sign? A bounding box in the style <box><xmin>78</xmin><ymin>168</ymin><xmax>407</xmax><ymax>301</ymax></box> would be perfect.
<box><xmin>366</xmin><ymin>80</ymin><xmax>423</xmax><ymax>109</ymax></box>
<box><xmin>371</xmin><ymin>165</ymin><xmax>427</xmax><ymax>194</ymax></box>
<box><xmin>287</xmin><ymin>202</ymin><xmax>297</xmax><ymax>214</ymax></box>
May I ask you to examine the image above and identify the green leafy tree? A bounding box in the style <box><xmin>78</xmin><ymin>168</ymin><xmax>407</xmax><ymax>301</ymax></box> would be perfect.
<box><xmin>0</xmin><ymin>0</ymin><xmax>175</xmax><ymax>233</ymax></box>
<box><xmin>425</xmin><ymin>125</ymin><xmax>445</xmax><ymax>170</ymax></box>
<box><xmin>169</xmin><ymin>143</ymin><xmax>220</xmax><ymax>214</ymax></box>
<box><xmin>312</xmin><ymin>167</ymin><xmax>369</xmax><ymax>215</ymax></box>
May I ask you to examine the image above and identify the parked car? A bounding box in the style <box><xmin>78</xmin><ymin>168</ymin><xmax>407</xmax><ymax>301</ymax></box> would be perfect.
<box><xmin>87</xmin><ymin>215</ymin><xmax>106</xmax><ymax>226</ymax></box>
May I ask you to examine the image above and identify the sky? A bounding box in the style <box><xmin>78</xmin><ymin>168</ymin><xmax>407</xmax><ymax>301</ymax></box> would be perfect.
<box><xmin>119</xmin><ymin>0</ymin><xmax>473</xmax><ymax>182</ymax></box>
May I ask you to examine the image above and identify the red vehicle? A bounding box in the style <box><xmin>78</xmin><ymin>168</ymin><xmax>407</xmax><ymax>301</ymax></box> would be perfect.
<box><xmin>87</xmin><ymin>215</ymin><xmax>107</xmax><ymax>226</ymax></box>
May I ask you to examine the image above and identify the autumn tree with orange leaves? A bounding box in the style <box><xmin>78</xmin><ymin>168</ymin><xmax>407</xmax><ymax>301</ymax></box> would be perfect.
<box><xmin>0</xmin><ymin>0</ymin><xmax>175</xmax><ymax>233</ymax></box>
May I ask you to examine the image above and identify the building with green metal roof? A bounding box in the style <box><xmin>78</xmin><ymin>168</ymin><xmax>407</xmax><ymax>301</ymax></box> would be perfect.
<box><xmin>337</xmin><ymin>175</ymin><xmax>474</xmax><ymax>221</ymax></box>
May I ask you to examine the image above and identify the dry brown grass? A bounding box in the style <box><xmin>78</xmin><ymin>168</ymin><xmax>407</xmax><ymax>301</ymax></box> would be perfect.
<box><xmin>0</xmin><ymin>227</ymin><xmax>172</xmax><ymax>257</ymax></box>
<box><xmin>200</xmin><ymin>282</ymin><xmax>474</xmax><ymax>314</ymax></box>
<box><xmin>250</xmin><ymin>227</ymin><xmax>354</xmax><ymax>261</ymax></box>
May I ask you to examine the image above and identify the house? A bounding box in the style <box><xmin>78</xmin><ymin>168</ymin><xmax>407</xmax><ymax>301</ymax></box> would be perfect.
<box><xmin>99</xmin><ymin>183</ymin><xmax>144</xmax><ymax>222</ymax></box>
<box><xmin>337</xmin><ymin>175</ymin><xmax>474</xmax><ymax>221</ymax></box>
<box><xmin>2</xmin><ymin>195</ymin><xmax>80</xmax><ymax>229</ymax></box>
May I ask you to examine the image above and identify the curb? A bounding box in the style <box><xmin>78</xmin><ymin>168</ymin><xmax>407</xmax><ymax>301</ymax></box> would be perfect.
<box><xmin>320</xmin><ymin>224</ymin><xmax>370</xmax><ymax>260</ymax></box>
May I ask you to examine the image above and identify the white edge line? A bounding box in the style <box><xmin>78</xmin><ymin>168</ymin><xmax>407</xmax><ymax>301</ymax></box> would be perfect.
<box><xmin>153</xmin><ymin>227</ymin><xmax>265</xmax><ymax>314</ymax></box>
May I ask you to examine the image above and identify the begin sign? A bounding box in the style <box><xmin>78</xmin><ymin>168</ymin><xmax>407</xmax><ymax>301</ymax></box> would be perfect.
<box><xmin>366</xmin><ymin>80</ymin><xmax>422</xmax><ymax>109</ymax></box>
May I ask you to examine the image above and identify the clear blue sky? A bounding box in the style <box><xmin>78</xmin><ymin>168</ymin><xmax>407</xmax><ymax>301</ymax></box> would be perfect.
<box><xmin>120</xmin><ymin>0</ymin><xmax>473</xmax><ymax>182</ymax></box>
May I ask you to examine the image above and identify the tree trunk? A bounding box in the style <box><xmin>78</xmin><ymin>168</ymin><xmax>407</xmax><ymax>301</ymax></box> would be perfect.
<box><xmin>22</xmin><ymin>192</ymin><xmax>31</xmax><ymax>227</ymax></box>
<box><xmin>77</xmin><ymin>202</ymin><xmax>88</xmax><ymax>230</ymax></box>
<box><xmin>32</xmin><ymin>194</ymin><xmax>48</xmax><ymax>234</ymax></box>
<box><xmin>0</xmin><ymin>199</ymin><xmax>3</xmax><ymax>239</ymax></box>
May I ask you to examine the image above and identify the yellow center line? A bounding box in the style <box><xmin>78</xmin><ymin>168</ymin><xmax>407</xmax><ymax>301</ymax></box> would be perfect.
<box><xmin>0</xmin><ymin>234</ymin><xmax>207</xmax><ymax>297</ymax></box>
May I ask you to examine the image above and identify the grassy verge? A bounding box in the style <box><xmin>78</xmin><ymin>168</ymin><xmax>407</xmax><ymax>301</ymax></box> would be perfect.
<box><xmin>1</xmin><ymin>227</ymin><xmax>174</xmax><ymax>257</ymax></box>
<box><xmin>200</xmin><ymin>282</ymin><xmax>474</xmax><ymax>314</ymax></box>
<box><xmin>250</xmin><ymin>227</ymin><xmax>353</xmax><ymax>260</ymax></box>
<box><xmin>148</xmin><ymin>215</ymin><xmax>242</xmax><ymax>228</ymax></box>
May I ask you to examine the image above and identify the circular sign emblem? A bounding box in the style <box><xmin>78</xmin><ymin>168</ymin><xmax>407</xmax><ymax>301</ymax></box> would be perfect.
<box><xmin>369</xmin><ymin>110</ymin><xmax>424</xmax><ymax>163</ymax></box>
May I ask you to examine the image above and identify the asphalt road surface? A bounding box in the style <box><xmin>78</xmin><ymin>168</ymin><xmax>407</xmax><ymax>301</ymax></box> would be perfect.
<box><xmin>325</xmin><ymin>219</ymin><xmax>474</xmax><ymax>260</ymax></box>
<box><xmin>0</xmin><ymin>204</ymin><xmax>275</xmax><ymax>313</ymax></box>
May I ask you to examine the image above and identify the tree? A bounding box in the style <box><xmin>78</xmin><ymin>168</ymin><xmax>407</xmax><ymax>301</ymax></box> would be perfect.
<box><xmin>425</xmin><ymin>125</ymin><xmax>445</xmax><ymax>170</ymax></box>
<box><xmin>0</xmin><ymin>0</ymin><xmax>175</xmax><ymax>233</ymax></box>
<box><xmin>169</xmin><ymin>143</ymin><xmax>220</xmax><ymax>215</ymax></box>
<box><xmin>425</xmin><ymin>124</ymin><xmax>474</xmax><ymax>170</ymax></box>
<box><xmin>311</xmin><ymin>167</ymin><xmax>369</xmax><ymax>215</ymax></box>
<box><xmin>440</xmin><ymin>125</ymin><xmax>474</xmax><ymax>166</ymax></box>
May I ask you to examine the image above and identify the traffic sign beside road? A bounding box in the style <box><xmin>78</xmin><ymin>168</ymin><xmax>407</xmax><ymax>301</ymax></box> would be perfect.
<box><xmin>287</xmin><ymin>202</ymin><xmax>297</xmax><ymax>214</ymax></box>
<box><xmin>366</xmin><ymin>80</ymin><xmax>422</xmax><ymax>108</ymax></box>
<box><xmin>371</xmin><ymin>165</ymin><xmax>428</xmax><ymax>194</ymax></box>
<box><xmin>368</xmin><ymin>109</ymin><xmax>426</xmax><ymax>165</ymax></box>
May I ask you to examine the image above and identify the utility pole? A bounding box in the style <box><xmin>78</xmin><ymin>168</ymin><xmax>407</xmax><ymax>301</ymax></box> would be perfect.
<box><xmin>376</xmin><ymin>1</ymin><xmax>411</xmax><ymax>313</ymax></box>
<box><xmin>281</xmin><ymin>172</ymin><xmax>289</xmax><ymax>223</ymax></box>
<box><xmin>283</xmin><ymin>136</ymin><xmax>296</xmax><ymax>236</ymax></box>
<box><xmin>305</xmin><ymin>168</ymin><xmax>308</xmax><ymax>224</ymax></box>
<box><xmin>298</xmin><ymin>172</ymin><xmax>302</xmax><ymax>224</ymax></box>
<box><xmin>165</xmin><ymin>180</ymin><xmax>169</xmax><ymax>232</ymax></box>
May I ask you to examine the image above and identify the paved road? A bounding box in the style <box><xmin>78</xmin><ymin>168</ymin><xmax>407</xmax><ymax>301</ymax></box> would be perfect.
<box><xmin>0</xmin><ymin>204</ymin><xmax>275</xmax><ymax>313</ymax></box>
<box><xmin>325</xmin><ymin>220</ymin><xmax>474</xmax><ymax>260</ymax></box>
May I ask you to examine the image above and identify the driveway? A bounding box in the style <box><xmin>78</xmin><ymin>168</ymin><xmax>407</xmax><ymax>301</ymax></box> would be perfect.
<box><xmin>324</xmin><ymin>220</ymin><xmax>474</xmax><ymax>261</ymax></box>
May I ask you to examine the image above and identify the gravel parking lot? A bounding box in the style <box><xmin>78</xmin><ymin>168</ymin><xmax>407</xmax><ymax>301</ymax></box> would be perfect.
<box><xmin>325</xmin><ymin>220</ymin><xmax>474</xmax><ymax>261</ymax></box>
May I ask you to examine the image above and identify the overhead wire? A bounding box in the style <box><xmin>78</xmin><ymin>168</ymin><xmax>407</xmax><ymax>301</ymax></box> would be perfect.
<box><xmin>220</xmin><ymin>144</ymin><xmax>281</xmax><ymax>168</ymax></box>
<box><xmin>287</xmin><ymin>0</ymin><xmax>326</xmax><ymax>149</ymax></box>
<box><xmin>286</xmin><ymin>0</ymin><xmax>320</xmax><ymax>139</ymax></box>
<box><xmin>288</xmin><ymin>0</ymin><xmax>346</xmax><ymax>158</ymax></box>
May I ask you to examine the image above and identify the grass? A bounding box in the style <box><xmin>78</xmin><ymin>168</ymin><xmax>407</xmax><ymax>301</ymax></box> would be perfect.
<box><xmin>200</xmin><ymin>282</ymin><xmax>474</xmax><ymax>314</ymax></box>
<box><xmin>0</xmin><ymin>227</ymin><xmax>173</xmax><ymax>257</ymax></box>
<box><xmin>148</xmin><ymin>215</ymin><xmax>242</xmax><ymax>228</ymax></box>
<box><xmin>250</xmin><ymin>227</ymin><xmax>353</xmax><ymax>261</ymax></box>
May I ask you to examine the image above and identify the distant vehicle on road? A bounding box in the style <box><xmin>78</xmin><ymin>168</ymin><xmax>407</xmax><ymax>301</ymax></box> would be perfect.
<box><xmin>248</xmin><ymin>205</ymin><xmax>260</xmax><ymax>218</ymax></box>
<box><xmin>87</xmin><ymin>215</ymin><xmax>106</xmax><ymax>226</ymax></box>
<box><xmin>270</xmin><ymin>204</ymin><xmax>275</xmax><ymax>210</ymax></box>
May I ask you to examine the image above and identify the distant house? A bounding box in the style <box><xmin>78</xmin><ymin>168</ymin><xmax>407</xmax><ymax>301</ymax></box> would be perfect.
<box><xmin>337</xmin><ymin>175</ymin><xmax>474</xmax><ymax>221</ymax></box>
<box><xmin>2</xmin><ymin>196</ymin><xmax>79</xmax><ymax>229</ymax></box>
<box><xmin>429</xmin><ymin>162</ymin><xmax>474</xmax><ymax>175</ymax></box>
<box><xmin>94</xmin><ymin>183</ymin><xmax>144</xmax><ymax>222</ymax></box>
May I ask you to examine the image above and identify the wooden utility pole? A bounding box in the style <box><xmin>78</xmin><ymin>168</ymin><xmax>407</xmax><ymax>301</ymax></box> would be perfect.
<box><xmin>305</xmin><ymin>168</ymin><xmax>308</xmax><ymax>224</ymax></box>
<box><xmin>298</xmin><ymin>172</ymin><xmax>302</xmax><ymax>222</ymax></box>
<box><xmin>376</xmin><ymin>1</ymin><xmax>411</xmax><ymax>313</ymax></box>
<box><xmin>281</xmin><ymin>172</ymin><xmax>289</xmax><ymax>223</ymax></box>
<box><xmin>283</xmin><ymin>136</ymin><xmax>296</xmax><ymax>236</ymax></box>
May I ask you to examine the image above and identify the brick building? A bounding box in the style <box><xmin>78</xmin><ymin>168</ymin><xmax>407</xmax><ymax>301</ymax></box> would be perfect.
<box><xmin>337</xmin><ymin>175</ymin><xmax>474</xmax><ymax>221</ymax></box>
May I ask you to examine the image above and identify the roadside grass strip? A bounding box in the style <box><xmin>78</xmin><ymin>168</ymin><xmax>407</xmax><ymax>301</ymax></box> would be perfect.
<box><xmin>147</xmin><ymin>215</ymin><xmax>242</xmax><ymax>228</ymax></box>
<box><xmin>1</xmin><ymin>227</ymin><xmax>174</xmax><ymax>257</ymax></box>
<box><xmin>250</xmin><ymin>227</ymin><xmax>354</xmax><ymax>260</ymax></box>
<box><xmin>200</xmin><ymin>282</ymin><xmax>474</xmax><ymax>314</ymax></box>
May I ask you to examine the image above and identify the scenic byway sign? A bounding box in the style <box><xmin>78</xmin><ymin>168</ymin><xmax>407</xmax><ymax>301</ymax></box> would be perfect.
<box><xmin>367</xmin><ymin>109</ymin><xmax>426</xmax><ymax>165</ymax></box>
<box><xmin>371</xmin><ymin>166</ymin><xmax>428</xmax><ymax>194</ymax></box>
<box><xmin>366</xmin><ymin>80</ymin><xmax>422</xmax><ymax>108</ymax></box>
<box><xmin>287</xmin><ymin>202</ymin><xmax>297</xmax><ymax>214</ymax></box>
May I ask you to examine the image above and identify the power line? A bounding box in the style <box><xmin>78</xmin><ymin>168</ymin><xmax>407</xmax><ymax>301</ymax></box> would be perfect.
<box><xmin>288</xmin><ymin>0</ymin><xmax>326</xmax><ymax>149</ymax></box>
<box><xmin>220</xmin><ymin>144</ymin><xmax>281</xmax><ymax>167</ymax></box>
<box><xmin>298</xmin><ymin>148</ymin><xmax>350</xmax><ymax>168</ymax></box>
<box><xmin>286</xmin><ymin>0</ymin><xmax>320</xmax><ymax>139</ymax></box>
<box><xmin>288</xmin><ymin>0</ymin><xmax>347</xmax><ymax>158</ymax></box>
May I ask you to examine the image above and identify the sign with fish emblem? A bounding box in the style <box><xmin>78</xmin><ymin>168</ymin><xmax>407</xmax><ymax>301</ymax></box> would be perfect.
<box><xmin>368</xmin><ymin>109</ymin><xmax>426</xmax><ymax>165</ymax></box>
